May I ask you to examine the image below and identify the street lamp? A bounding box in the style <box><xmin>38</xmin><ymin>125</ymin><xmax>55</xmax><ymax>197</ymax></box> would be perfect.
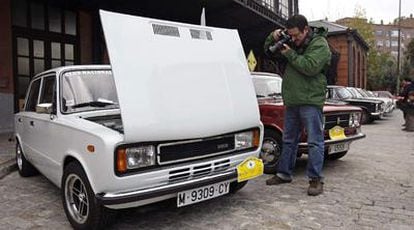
<box><xmin>396</xmin><ymin>0</ymin><xmax>401</xmax><ymax>94</ymax></box>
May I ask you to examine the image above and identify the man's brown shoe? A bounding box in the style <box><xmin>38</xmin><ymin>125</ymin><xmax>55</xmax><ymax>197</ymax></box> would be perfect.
<box><xmin>308</xmin><ymin>178</ymin><xmax>324</xmax><ymax>196</ymax></box>
<box><xmin>266</xmin><ymin>175</ymin><xmax>292</xmax><ymax>185</ymax></box>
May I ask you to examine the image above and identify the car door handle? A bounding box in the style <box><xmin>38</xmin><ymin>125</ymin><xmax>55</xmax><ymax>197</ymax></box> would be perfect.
<box><xmin>30</xmin><ymin>121</ymin><xmax>34</xmax><ymax>126</ymax></box>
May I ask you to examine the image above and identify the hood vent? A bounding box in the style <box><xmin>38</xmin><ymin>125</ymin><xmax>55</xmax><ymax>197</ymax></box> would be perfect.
<box><xmin>152</xmin><ymin>24</ymin><xmax>180</xmax><ymax>37</ymax></box>
<box><xmin>190</xmin><ymin>29</ymin><xmax>212</xmax><ymax>40</ymax></box>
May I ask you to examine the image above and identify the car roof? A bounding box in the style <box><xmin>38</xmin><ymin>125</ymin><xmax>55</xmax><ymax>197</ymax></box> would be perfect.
<box><xmin>32</xmin><ymin>65</ymin><xmax>112</xmax><ymax>80</ymax></box>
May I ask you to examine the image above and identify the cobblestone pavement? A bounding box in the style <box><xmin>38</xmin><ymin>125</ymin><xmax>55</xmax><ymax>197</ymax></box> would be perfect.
<box><xmin>0</xmin><ymin>112</ymin><xmax>413</xmax><ymax>230</ymax></box>
<box><xmin>0</xmin><ymin>132</ymin><xmax>15</xmax><ymax>179</ymax></box>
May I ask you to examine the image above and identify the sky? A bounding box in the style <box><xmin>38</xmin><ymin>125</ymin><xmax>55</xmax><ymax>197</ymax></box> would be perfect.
<box><xmin>299</xmin><ymin>0</ymin><xmax>414</xmax><ymax>24</ymax></box>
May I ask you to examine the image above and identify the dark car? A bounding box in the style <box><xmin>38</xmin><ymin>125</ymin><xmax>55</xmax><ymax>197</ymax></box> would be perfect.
<box><xmin>327</xmin><ymin>85</ymin><xmax>384</xmax><ymax>124</ymax></box>
<box><xmin>252</xmin><ymin>73</ymin><xmax>366</xmax><ymax>174</ymax></box>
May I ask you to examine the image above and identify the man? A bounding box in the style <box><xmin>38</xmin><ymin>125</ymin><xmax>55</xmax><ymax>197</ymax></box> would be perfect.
<box><xmin>263</xmin><ymin>15</ymin><xmax>331</xmax><ymax>196</ymax></box>
<box><xmin>399</xmin><ymin>77</ymin><xmax>414</xmax><ymax>128</ymax></box>
<box><xmin>400</xmin><ymin>77</ymin><xmax>414</xmax><ymax>102</ymax></box>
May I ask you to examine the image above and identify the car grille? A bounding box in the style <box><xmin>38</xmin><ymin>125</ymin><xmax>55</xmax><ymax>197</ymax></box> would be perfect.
<box><xmin>324</xmin><ymin>113</ymin><xmax>350</xmax><ymax>130</ymax></box>
<box><xmin>158</xmin><ymin>135</ymin><xmax>235</xmax><ymax>164</ymax></box>
<box><xmin>168</xmin><ymin>159</ymin><xmax>231</xmax><ymax>182</ymax></box>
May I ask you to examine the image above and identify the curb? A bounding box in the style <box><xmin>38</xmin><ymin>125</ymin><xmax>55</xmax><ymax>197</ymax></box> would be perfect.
<box><xmin>0</xmin><ymin>159</ymin><xmax>17</xmax><ymax>180</ymax></box>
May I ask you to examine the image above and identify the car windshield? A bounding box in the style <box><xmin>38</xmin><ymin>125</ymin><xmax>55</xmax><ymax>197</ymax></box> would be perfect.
<box><xmin>334</xmin><ymin>87</ymin><xmax>354</xmax><ymax>99</ymax></box>
<box><xmin>252</xmin><ymin>77</ymin><xmax>282</xmax><ymax>98</ymax></box>
<box><xmin>61</xmin><ymin>69</ymin><xmax>119</xmax><ymax>113</ymax></box>
<box><xmin>365</xmin><ymin>91</ymin><xmax>376</xmax><ymax>97</ymax></box>
<box><xmin>356</xmin><ymin>88</ymin><xmax>370</xmax><ymax>97</ymax></box>
<box><xmin>375</xmin><ymin>91</ymin><xmax>392</xmax><ymax>98</ymax></box>
<box><xmin>346</xmin><ymin>87</ymin><xmax>365</xmax><ymax>98</ymax></box>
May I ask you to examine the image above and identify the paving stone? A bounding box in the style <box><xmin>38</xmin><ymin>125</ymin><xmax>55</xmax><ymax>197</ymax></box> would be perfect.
<box><xmin>0</xmin><ymin>112</ymin><xmax>413</xmax><ymax>229</ymax></box>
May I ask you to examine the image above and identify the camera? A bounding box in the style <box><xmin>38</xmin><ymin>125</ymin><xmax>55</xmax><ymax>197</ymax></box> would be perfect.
<box><xmin>269</xmin><ymin>30</ymin><xmax>292</xmax><ymax>53</ymax></box>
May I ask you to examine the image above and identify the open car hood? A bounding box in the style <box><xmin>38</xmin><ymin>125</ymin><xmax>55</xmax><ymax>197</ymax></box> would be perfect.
<box><xmin>100</xmin><ymin>10</ymin><xmax>260</xmax><ymax>142</ymax></box>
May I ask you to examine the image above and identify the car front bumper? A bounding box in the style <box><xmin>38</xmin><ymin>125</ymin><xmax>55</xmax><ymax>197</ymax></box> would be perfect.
<box><xmin>298</xmin><ymin>132</ymin><xmax>366</xmax><ymax>151</ymax></box>
<box><xmin>96</xmin><ymin>169</ymin><xmax>238</xmax><ymax>209</ymax></box>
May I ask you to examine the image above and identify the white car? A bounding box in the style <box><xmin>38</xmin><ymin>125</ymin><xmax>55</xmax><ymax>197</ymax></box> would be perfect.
<box><xmin>14</xmin><ymin>11</ymin><xmax>263</xmax><ymax>229</ymax></box>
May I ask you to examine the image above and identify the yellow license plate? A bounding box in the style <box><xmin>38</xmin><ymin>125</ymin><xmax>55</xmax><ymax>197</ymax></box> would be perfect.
<box><xmin>236</xmin><ymin>157</ymin><xmax>264</xmax><ymax>182</ymax></box>
<box><xmin>329</xmin><ymin>125</ymin><xmax>346</xmax><ymax>140</ymax></box>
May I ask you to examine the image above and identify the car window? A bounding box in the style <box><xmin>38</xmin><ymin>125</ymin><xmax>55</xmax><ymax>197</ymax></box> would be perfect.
<box><xmin>252</xmin><ymin>77</ymin><xmax>282</xmax><ymax>98</ymax></box>
<box><xmin>25</xmin><ymin>79</ymin><xmax>41</xmax><ymax>112</ymax></box>
<box><xmin>61</xmin><ymin>69</ymin><xmax>119</xmax><ymax>113</ymax></box>
<box><xmin>346</xmin><ymin>87</ymin><xmax>363</xmax><ymax>98</ymax></box>
<box><xmin>334</xmin><ymin>87</ymin><xmax>353</xmax><ymax>99</ymax></box>
<box><xmin>40</xmin><ymin>76</ymin><xmax>56</xmax><ymax>104</ymax></box>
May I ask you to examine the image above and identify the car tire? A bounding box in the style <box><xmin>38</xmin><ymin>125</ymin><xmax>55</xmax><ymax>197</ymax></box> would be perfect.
<box><xmin>260</xmin><ymin>129</ymin><xmax>282</xmax><ymax>175</ymax></box>
<box><xmin>326</xmin><ymin>151</ymin><xmax>347</xmax><ymax>160</ymax></box>
<box><xmin>16</xmin><ymin>142</ymin><xmax>38</xmax><ymax>177</ymax></box>
<box><xmin>229</xmin><ymin>181</ymin><xmax>248</xmax><ymax>194</ymax></box>
<box><xmin>62</xmin><ymin>162</ymin><xmax>112</xmax><ymax>230</ymax></box>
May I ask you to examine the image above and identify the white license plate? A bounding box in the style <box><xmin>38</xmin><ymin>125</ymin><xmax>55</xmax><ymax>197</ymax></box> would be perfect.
<box><xmin>177</xmin><ymin>181</ymin><xmax>230</xmax><ymax>207</ymax></box>
<box><xmin>328</xmin><ymin>142</ymin><xmax>349</xmax><ymax>154</ymax></box>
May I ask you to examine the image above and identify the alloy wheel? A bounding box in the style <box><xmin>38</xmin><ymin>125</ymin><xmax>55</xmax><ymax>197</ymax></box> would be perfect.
<box><xmin>65</xmin><ymin>174</ymin><xmax>89</xmax><ymax>224</ymax></box>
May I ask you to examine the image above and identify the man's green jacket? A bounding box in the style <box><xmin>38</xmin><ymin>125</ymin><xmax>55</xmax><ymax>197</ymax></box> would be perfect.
<box><xmin>264</xmin><ymin>27</ymin><xmax>331</xmax><ymax>108</ymax></box>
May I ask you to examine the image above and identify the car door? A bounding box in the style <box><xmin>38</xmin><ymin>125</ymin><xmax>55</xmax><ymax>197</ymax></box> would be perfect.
<box><xmin>16</xmin><ymin>78</ymin><xmax>41</xmax><ymax>162</ymax></box>
<box><xmin>28</xmin><ymin>74</ymin><xmax>62</xmax><ymax>181</ymax></box>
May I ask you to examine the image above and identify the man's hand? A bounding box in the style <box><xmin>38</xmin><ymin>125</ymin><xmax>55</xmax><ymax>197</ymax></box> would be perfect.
<box><xmin>280</xmin><ymin>43</ymin><xmax>291</xmax><ymax>54</ymax></box>
<box><xmin>272</xmin><ymin>29</ymin><xmax>282</xmax><ymax>40</ymax></box>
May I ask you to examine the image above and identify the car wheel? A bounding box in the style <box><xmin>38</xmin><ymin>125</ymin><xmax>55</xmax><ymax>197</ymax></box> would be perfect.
<box><xmin>326</xmin><ymin>151</ymin><xmax>347</xmax><ymax>160</ymax></box>
<box><xmin>229</xmin><ymin>181</ymin><xmax>248</xmax><ymax>194</ymax></box>
<box><xmin>260</xmin><ymin>129</ymin><xmax>282</xmax><ymax>174</ymax></box>
<box><xmin>62</xmin><ymin>162</ymin><xmax>111</xmax><ymax>230</ymax></box>
<box><xmin>16</xmin><ymin>142</ymin><xmax>38</xmax><ymax>177</ymax></box>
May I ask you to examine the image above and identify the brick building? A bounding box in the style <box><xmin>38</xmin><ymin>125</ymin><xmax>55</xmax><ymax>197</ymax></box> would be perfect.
<box><xmin>0</xmin><ymin>0</ymin><xmax>298</xmax><ymax>133</ymax></box>
<box><xmin>372</xmin><ymin>16</ymin><xmax>414</xmax><ymax>58</ymax></box>
<box><xmin>336</xmin><ymin>16</ymin><xmax>414</xmax><ymax>60</ymax></box>
<box><xmin>310</xmin><ymin>20</ymin><xmax>369</xmax><ymax>88</ymax></box>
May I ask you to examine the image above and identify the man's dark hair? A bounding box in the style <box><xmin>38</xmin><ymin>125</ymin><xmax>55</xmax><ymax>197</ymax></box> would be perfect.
<box><xmin>403</xmin><ymin>77</ymin><xmax>413</xmax><ymax>82</ymax></box>
<box><xmin>286</xmin><ymin>14</ymin><xmax>308</xmax><ymax>32</ymax></box>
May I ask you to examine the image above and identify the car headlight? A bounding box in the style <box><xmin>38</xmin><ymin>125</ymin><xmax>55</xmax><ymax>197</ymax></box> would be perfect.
<box><xmin>116</xmin><ymin>145</ymin><xmax>156</xmax><ymax>173</ymax></box>
<box><xmin>349</xmin><ymin>112</ymin><xmax>361</xmax><ymax>128</ymax></box>
<box><xmin>235</xmin><ymin>129</ymin><xmax>260</xmax><ymax>150</ymax></box>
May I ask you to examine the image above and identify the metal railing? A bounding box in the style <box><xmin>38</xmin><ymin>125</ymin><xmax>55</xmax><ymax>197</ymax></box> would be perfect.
<box><xmin>234</xmin><ymin>0</ymin><xmax>287</xmax><ymax>26</ymax></box>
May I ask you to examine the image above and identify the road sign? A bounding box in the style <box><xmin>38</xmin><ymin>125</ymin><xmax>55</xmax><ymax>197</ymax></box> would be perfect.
<box><xmin>247</xmin><ymin>50</ymin><xmax>257</xmax><ymax>72</ymax></box>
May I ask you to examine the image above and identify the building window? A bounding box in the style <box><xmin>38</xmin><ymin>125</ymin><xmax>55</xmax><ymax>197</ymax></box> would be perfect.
<box><xmin>278</xmin><ymin>0</ymin><xmax>289</xmax><ymax>18</ymax></box>
<box><xmin>376</xmin><ymin>40</ymin><xmax>384</xmax><ymax>47</ymax></box>
<box><xmin>48</xmin><ymin>6</ymin><xmax>62</xmax><ymax>33</ymax></box>
<box><xmin>391</xmin><ymin>40</ymin><xmax>398</xmax><ymax>47</ymax></box>
<box><xmin>11</xmin><ymin>0</ymin><xmax>78</xmax><ymax>107</ymax></box>
<box><xmin>390</xmin><ymin>30</ymin><xmax>399</xmax><ymax>37</ymax></box>
<box><xmin>65</xmin><ymin>10</ymin><xmax>77</xmax><ymax>35</ymax></box>
<box><xmin>12</xmin><ymin>0</ymin><xmax>27</xmax><ymax>27</ymax></box>
<box><xmin>375</xmin><ymin>30</ymin><xmax>383</xmax><ymax>36</ymax></box>
<box><xmin>31</xmin><ymin>2</ymin><xmax>45</xmax><ymax>30</ymax></box>
<box><xmin>261</xmin><ymin>0</ymin><xmax>275</xmax><ymax>11</ymax></box>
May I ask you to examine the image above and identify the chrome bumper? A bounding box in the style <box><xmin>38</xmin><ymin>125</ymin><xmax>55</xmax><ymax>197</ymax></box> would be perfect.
<box><xmin>96</xmin><ymin>170</ymin><xmax>238</xmax><ymax>206</ymax></box>
<box><xmin>298</xmin><ymin>132</ymin><xmax>366</xmax><ymax>148</ymax></box>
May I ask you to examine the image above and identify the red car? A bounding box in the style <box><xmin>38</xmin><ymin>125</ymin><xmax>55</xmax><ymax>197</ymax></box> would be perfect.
<box><xmin>252</xmin><ymin>72</ymin><xmax>366</xmax><ymax>174</ymax></box>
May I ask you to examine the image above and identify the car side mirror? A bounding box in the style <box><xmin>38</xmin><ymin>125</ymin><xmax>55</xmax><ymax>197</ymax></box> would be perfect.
<box><xmin>36</xmin><ymin>103</ymin><xmax>53</xmax><ymax>114</ymax></box>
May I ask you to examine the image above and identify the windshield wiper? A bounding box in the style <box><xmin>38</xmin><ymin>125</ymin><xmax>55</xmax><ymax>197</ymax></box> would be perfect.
<box><xmin>71</xmin><ymin>100</ymin><xmax>116</xmax><ymax>108</ymax></box>
<box><xmin>268</xmin><ymin>92</ymin><xmax>282</xmax><ymax>97</ymax></box>
<box><xmin>256</xmin><ymin>94</ymin><xmax>266</xmax><ymax>98</ymax></box>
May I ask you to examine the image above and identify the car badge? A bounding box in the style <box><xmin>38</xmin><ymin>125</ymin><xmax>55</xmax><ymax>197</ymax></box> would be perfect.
<box><xmin>217</xmin><ymin>143</ymin><xmax>229</xmax><ymax>150</ymax></box>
